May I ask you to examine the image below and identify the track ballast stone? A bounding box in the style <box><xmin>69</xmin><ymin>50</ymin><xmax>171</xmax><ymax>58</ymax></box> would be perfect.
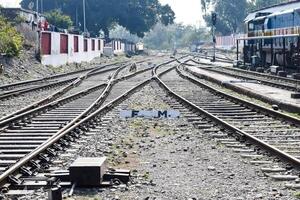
<box><xmin>54</xmin><ymin>83</ymin><xmax>297</xmax><ymax>200</ymax></box>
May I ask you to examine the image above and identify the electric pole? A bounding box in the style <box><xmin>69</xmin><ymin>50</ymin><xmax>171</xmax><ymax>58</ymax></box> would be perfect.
<box><xmin>212</xmin><ymin>12</ymin><xmax>217</xmax><ymax>62</ymax></box>
<box><xmin>41</xmin><ymin>0</ymin><xmax>43</xmax><ymax>14</ymax></box>
<box><xmin>36</xmin><ymin>0</ymin><xmax>39</xmax><ymax>13</ymax></box>
<box><xmin>83</xmin><ymin>0</ymin><xmax>87</xmax><ymax>33</ymax></box>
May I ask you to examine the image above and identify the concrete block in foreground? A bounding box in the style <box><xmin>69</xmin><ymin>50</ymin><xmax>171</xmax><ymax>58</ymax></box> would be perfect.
<box><xmin>70</xmin><ymin>157</ymin><xmax>107</xmax><ymax>187</ymax></box>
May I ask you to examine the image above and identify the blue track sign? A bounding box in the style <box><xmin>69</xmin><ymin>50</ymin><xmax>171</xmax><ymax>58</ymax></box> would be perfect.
<box><xmin>120</xmin><ymin>110</ymin><xmax>180</xmax><ymax>119</ymax></box>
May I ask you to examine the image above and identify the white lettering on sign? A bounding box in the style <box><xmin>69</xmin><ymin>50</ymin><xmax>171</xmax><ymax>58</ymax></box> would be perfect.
<box><xmin>120</xmin><ymin>110</ymin><xmax>180</xmax><ymax>119</ymax></box>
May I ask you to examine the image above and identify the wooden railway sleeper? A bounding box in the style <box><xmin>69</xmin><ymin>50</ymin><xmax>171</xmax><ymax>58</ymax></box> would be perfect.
<box><xmin>38</xmin><ymin>154</ymin><xmax>50</xmax><ymax>163</ymax></box>
<box><xmin>79</xmin><ymin>125</ymin><xmax>89</xmax><ymax>132</ymax></box>
<box><xmin>20</xmin><ymin>166</ymin><xmax>33</xmax><ymax>176</ymax></box>
<box><xmin>8</xmin><ymin>175</ymin><xmax>22</xmax><ymax>185</ymax></box>
<box><xmin>65</xmin><ymin>135</ymin><xmax>75</xmax><ymax>142</ymax></box>
<box><xmin>52</xmin><ymin>144</ymin><xmax>63</xmax><ymax>151</ymax></box>
<box><xmin>29</xmin><ymin>160</ymin><xmax>41</xmax><ymax>170</ymax></box>
<box><xmin>69</xmin><ymin>132</ymin><xmax>80</xmax><ymax>139</ymax></box>
<box><xmin>46</xmin><ymin>149</ymin><xmax>57</xmax><ymax>157</ymax></box>
<box><xmin>74</xmin><ymin>128</ymin><xmax>82</xmax><ymax>134</ymax></box>
<box><xmin>58</xmin><ymin>139</ymin><xmax>69</xmax><ymax>147</ymax></box>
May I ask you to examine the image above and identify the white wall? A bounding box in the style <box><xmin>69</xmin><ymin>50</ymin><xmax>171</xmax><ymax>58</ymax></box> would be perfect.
<box><xmin>113</xmin><ymin>40</ymin><xmax>125</xmax><ymax>55</ymax></box>
<box><xmin>41</xmin><ymin>31</ymin><xmax>104</xmax><ymax>67</ymax></box>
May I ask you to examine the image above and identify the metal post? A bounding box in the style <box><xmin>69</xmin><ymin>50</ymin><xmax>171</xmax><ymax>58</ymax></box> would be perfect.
<box><xmin>36</xmin><ymin>0</ymin><xmax>39</xmax><ymax>13</ymax></box>
<box><xmin>236</xmin><ymin>39</ymin><xmax>239</xmax><ymax>61</ymax></box>
<box><xmin>76</xmin><ymin>7</ymin><xmax>78</xmax><ymax>27</ymax></box>
<box><xmin>83</xmin><ymin>0</ymin><xmax>86</xmax><ymax>33</ymax></box>
<box><xmin>283</xmin><ymin>37</ymin><xmax>286</xmax><ymax>68</ymax></box>
<box><xmin>212</xmin><ymin>26</ymin><xmax>216</xmax><ymax>62</ymax></box>
<box><xmin>298</xmin><ymin>36</ymin><xmax>300</xmax><ymax>69</ymax></box>
<box><xmin>40</xmin><ymin>0</ymin><xmax>43</xmax><ymax>14</ymax></box>
<box><xmin>243</xmin><ymin>40</ymin><xmax>246</xmax><ymax>66</ymax></box>
<box><xmin>260</xmin><ymin>39</ymin><xmax>263</xmax><ymax>67</ymax></box>
<box><xmin>271</xmin><ymin>38</ymin><xmax>274</xmax><ymax>65</ymax></box>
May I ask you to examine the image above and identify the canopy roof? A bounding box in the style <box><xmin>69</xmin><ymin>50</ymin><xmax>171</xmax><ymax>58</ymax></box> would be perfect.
<box><xmin>245</xmin><ymin>1</ymin><xmax>300</xmax><ymax>22</ymax></box>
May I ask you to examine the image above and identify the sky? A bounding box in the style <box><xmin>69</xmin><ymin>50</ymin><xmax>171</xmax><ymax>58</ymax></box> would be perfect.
<box><xmin>0</xmin><ymin>0</ymin><xmax>20</xmax><ymax>8</ymax></box>
<box><xmin>159</xmin><ymin>0</ymin><xmax>204</xmax><ymax>26</ymax></box>
<box><xmin>0</xmin><ymin>0</ymin><xmax>204</xmax><ymax>26</ymax></box>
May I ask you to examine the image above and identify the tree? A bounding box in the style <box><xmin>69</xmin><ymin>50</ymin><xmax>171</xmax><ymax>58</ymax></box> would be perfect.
<box><xmin>20</xmin><ymin>0</ymin><xmax>68</xmax><ymax>12</ymax></box>
<box><xmin>45</xmin><ymin>10</ymin><xmax>73</xmax><ymax>29</ymax></box>
<box><xmin>143</xmin><ymin>23</ymin><xmax>209</xmax><ymax>50</ymax></box>
<box><xmin>0</xmin><ymin>16</ymin><xmax>23</xmax><ymax>57</ymax></box>
<box><xmin>110</xmin><ymin>25</ymin><xmax>140</xmax><ymax>43</ymax></box>
<box><xmin>248</xmin><ymin>0</ymin><xmax>287</xmax><ymax>11</ymax></box>
<box><xmin>201</xmin><ymin>0</ymin><xmax>248</xmax><ymax>35</ymax></box>
<box><xmin>201</xmin><ymin>0</ymin><xmax>290</xmax><ymax>35</ymax></box>
<box><xmin>21</xmin><ymin>0</ymin><xmax>175</xmax><ymax>39</ymax></box>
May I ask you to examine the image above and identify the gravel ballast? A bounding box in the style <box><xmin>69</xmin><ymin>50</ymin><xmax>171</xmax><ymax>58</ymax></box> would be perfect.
<box><xmin>23</xmin><ymin>83</ymin><xmax>298</xmax><ymax>200</ymax></box>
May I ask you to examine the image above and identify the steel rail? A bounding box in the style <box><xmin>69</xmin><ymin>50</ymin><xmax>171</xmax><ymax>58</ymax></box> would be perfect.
<box><xmin>185</xmin><ymin>59</ymin><xmax>300</xmax><ymax>113</ymax></box>
<box><xmin>189</xmin><ymin>59</ymin><xmax>299</xmax><ymax>91</ymax></box>
<box><xmin>154</xmin><ymin>61</ymin><xmax>300</xmax><ymax>168</ymax></box>
<box><xmin>0</xmin><ymin>62</ymin><xmax>147</xmax><ymax>128</ymax></box>
<box><xmin>192</xmin><ymin>54</ymin><xmax>233</xmax><ymax>63</ymax></box>
<box><xmin>0</xmin><ymin>65</ymin><xmax>122</xmax><ymax>123</ymax></box>
<box><xmin>0</xmin><ymin>58</ymin><xmax>179</xmax><ymax>188</ymax></box>
<box><xmin>181</xmin><ymin>60</ymin><xmax>300</xmax><ymax>125</ymax></box>
<box><xmin>192</xmin><ymin>53</ymin><xmax>300</xmax><ymax>85</ymax></box>
<box><xmin>0</xmin><ymin>57</ymin><xmax>158</xmax><ymax>123</ymax></box>
<box><xmin>0</xmin><ymin>77</ymin><xmax>77</xmax><ymax>100</ymax></box>
<box><xmin>0</xmin><ymin>82</ymin><xmax>107</xmax><ymax>130</ymax></box>
<box><xmin>0</xmin><ymin>60</ymin><xmax>129</xmax><ymax>91</ymax></box>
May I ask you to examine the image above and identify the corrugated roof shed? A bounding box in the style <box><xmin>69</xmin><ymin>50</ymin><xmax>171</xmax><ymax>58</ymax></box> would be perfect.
<box><xmin>245</xmin><ymin>0</ymin><xmax>300</xmax><ymax>22</ymax></box>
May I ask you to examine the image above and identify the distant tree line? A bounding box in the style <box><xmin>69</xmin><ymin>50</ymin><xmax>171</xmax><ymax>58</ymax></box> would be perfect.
<box><xmin>201</xmin><ymin>0</ymin><xmax>288</xmax><ymax>35</ymax></box>
<box><xmin>21</xmin><ymin>0</ymin><xmax>175</xmax><ymax>39</ymax></box>
<box><xmin>143</xmin><ymin>23</ymin><xmax>209</xmax><ymax>50</ymax></box>
<box><xmin>109</xmin><ymin>22</ymin><xmax>210</xmax><ymax>50</ymax></box>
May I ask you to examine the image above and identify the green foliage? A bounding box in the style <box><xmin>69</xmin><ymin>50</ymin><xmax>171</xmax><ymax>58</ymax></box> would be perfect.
<box><xmin>110</xmin><ymin>25</ymin><xmax>140</xmax><ymax>43</ymax></box>
<box><xmin>45</xmin><ymin>10</ymin><xmax>73</xmax><ymax>29</ymax></box>
<box><xmin>0</xmin><ymin>16</ymin><xmax>23</xmax><ymax>57</ymax></box>
<box><xmin>201</xmin><ymin>0</ymin><xmax>248</xmax><ymax>35</ymax></box>
<box><xmin>294</xmin><ymin>192</ymin><xmax>300</xmax><ymax>199</ymax></box>
<box><xmin>21</xmin><ymin>0</ymin><xmax>175</xmax><ymax>38</ymax></box>
<box><xmin>143</xmin><ymin>23</ymin><xmax>209</xmax><ymax>50</ymax></box>
<box><xmin>248</xmin><ymin>0</ymin><xmax>287</xmax><ymax>11</ymax></box>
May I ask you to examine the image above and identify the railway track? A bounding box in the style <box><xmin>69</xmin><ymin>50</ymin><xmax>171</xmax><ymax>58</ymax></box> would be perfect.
<box><xmin>0</xmin><ymin>57</ymin><xmax>177</xmax><ymax>195</ymax></box>
<box><xmin>0</xmin><ymin>61</ymin><xmax>130</xmax><ymax>101</ymax></box>
<box><xmin>0</xmin><ymin>57</ymin><xmax>158</xmax><ymax>123</ymax></box>
<box><xmin>1</xmin><ymin>55</ymin><xmax>299</xmax><ymax>198</ymax></box>
<box><xmin>0</xmin><ymin>64</ymin><xmax>123</xmax><ymax>123</ymax></box>
<box><xmin>191</xmin><ymin>52</ymin><xmax>234</xmax><ymax>64</ymax></box>
<box><xmin>154</xmin><ymin>62</ymin><xmax>300</xmax><ymax>185</ymax></box>
<box><xmin>190</xmin><ymin>59</ymin><xmax>300</xmax><ymax>92</ymax></box>
<box><xmin>191</xmin><ymin>51</ymin><xmax>300</xmax><ymax>91</ymax></box>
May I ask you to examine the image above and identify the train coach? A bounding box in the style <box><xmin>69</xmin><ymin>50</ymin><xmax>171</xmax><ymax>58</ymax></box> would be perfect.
<box><xmin>103</xmin><ymin>38</ymin><xmax>138</xmax><ymax>56</ymax></box>
<box><xmin>242</xmin><ymin>1</ymin><xmax>300</xmax><ymax>69</ymax></box>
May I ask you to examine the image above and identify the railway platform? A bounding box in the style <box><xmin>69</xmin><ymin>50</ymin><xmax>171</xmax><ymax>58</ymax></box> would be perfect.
<box><xmin>186</xmin><ymin>63</ymin><xmax>300</xmax><ymax>113</ymax></box>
